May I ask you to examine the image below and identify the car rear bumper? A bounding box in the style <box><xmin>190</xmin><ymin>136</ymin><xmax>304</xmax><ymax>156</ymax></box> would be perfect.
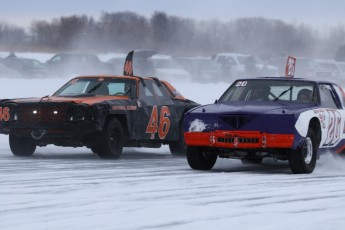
<box><xmin>184</xmin><ymin>130</ymin><xmax>294</xmax><ymax>149</ymax></box>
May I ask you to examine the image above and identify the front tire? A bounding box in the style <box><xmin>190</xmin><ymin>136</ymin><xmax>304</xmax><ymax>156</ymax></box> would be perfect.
<box><xmin>97</xmin><ymin>118</ymin><xmax>124</xmax><ymax>159</ymax></box>
<box><xmin>186</xmin><ymin>146</ymin><xmax>217</xmax><ymax>170</ymax></box>
<box><xmin>9</xmin><ymin>134</ymin><xmax>36</xmax><ymax>156</ymax></box>
<box><xmin>289</xmin><ymin>128</ymin><xmax>317</xmax><ymax>174</ymax></box>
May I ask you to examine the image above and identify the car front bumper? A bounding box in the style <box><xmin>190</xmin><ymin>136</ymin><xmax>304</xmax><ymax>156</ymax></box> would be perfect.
<box><xmin>0</xmin><ymin>121</ymin><xmax>98</xmax><ymax>146</ymax></box>
<box><xmin>185</xmin><ymin>130</ymin><xmax>294</xmax><ymax>149</ymax></box>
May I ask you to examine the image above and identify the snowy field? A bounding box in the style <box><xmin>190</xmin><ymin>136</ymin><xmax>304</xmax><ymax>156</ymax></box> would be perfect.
<box><xmin>2</xmin><ymin>60</ymin><xmax>345</xmax><ymax>229</ymax></box>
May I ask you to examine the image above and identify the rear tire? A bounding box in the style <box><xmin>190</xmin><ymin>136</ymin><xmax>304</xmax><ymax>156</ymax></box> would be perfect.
<box><xmin>289</xmin><ymin>128</ymin><xmax>317</xmax><ymax>174</ymax></box>
<box><xmin>97</xmin><ymin>118</ymin><xmax>124</xmax><ymax>159</ymax></box>
<box><xmin>9</xmin><ymin>134</ymin><xmax>36</xmax><ymax>156</ymax></box>
<box><xmin>186</xmin><ymin>146</ymin><xmax>217</xmax><ymax>170</ymax></box>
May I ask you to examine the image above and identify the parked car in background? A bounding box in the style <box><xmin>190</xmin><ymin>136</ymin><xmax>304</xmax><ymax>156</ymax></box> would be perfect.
<box><xmin>173</xmin><ymin>56</ymin><xmax>223</xmax><ymax>83</ymax></box>
<box><xmin>2</xmin><ymin>55</ymin><xmax>49</xmax><ymax>78</ymax></box>
<box><xmin>0</xmin><ymin>59</ymin><xmax>22</xmax><ymax>78</ymax></box>
<box><xmin>313</xmin><ymin>59</ymin><xmax>345</xmax><ymax>86</ymax></box>
<box><xmin>335</xmin><ymin>61</ymin><xmax>345</xmax><ymax>76</ymax></box>
<box><xmin>105</xmin><ymin>50</ymin><xmax>192</xmax><ymax>82</ymax></box>
<box><xmin>212</xmin><ymin>53</ymin><xmax>279</xmax><ymax>79</ymax></box>
<box><xmin>151</xmin><ymin>54</ymin><xmax>192</xmax><ymax>82</ymax></box>
<box><xmin>266</xmin><ymin>57</ymin><xmax>331</xmax><ymax>80</ymax></box>
<box><xmin>105</xmin><ymin>56</ymin><xmax>126</xmax><ymax>75</ymax></box>
<box><xmin>46</xmin><ymin>53</ymin><xmax>110</xmax><ymax>76</ymax></box>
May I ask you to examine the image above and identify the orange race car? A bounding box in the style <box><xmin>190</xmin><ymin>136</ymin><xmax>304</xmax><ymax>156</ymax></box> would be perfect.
<box><xmin>0</xmin><ymin>51</ymin><xmax>199</xmax><ymax>158</ymax></box>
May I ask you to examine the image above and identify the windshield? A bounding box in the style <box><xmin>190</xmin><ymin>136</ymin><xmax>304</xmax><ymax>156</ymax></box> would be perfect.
<box><xmin>53</xmin><ymin>77</ymin><xmax>137</xmax><ymax>97</ymax></box>
<box><xmin>219</xmin><ymin>79</ymin><xmax>317</xmax><ymax>103</ymax></box>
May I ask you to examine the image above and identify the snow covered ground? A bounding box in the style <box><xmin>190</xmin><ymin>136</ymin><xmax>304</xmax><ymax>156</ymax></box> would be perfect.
<box><xmin>2</xmin><ymin>134</ymin><xmax>345</xmax><ymax>230</ymax></box>
<box><xmin>2</xmin><ymin>62</ymin><xmax>345</xmax><ymax>229</ymax></box>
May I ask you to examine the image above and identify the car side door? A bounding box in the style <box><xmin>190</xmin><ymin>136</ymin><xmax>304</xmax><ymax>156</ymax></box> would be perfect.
<box><xmin>318</xmin><ymin>83</ymin><xmax>345</xmax><ymax>147</ymax></box>
<box><xmin>132</xmin><ymin>79</ymin><xmax>179</xmax><ymax>141</ymax></box>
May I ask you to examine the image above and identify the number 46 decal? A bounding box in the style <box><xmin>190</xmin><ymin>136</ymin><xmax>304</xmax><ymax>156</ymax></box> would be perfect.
<box><xmin>0</xmin><ymin>107</ymin><xmax>10</xmax><ymax>121</ymax></box>
<box><xmin>146</xmin><ymin>106</ymin><xmax>171</xmax><ymax>139</ymax></box>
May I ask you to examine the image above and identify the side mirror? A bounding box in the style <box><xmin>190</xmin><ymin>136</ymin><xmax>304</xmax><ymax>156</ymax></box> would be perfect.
<box><xmin>214</xmin><ymin>99</ymin><xmax>218</xmax><ymax>104</ymax></box>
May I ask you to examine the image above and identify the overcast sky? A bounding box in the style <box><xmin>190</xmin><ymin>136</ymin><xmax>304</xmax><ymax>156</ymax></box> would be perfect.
<box><xmin>1</xmin><ymin>0</ymin><xmax>344</xmax><ymax>30</ymax></box>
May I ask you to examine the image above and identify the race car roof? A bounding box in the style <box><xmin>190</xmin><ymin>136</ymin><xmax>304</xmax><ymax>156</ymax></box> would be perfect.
<box><xmin>241</xmin><ymin>76</ymin><xmax>336</xmax><ymax>85</ymax></box>
<box><xmin>73</xmin><ymin>75</ymin><xmax>152</xmax><ymax>80</ymax></box>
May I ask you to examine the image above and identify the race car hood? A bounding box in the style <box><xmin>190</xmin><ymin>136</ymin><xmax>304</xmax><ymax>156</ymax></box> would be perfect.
<box><xmin>190</xmin><ymin>101</ymin><xmax>315</xmax><ymax>115</ymax></box>
<box><xmin>7</xmin><ymin>95</ymin><xmax>130</xmax><ymax>105</ymax></box>
<box><xmin>184</xmin><ymin>101</ymin><xmax>316</xmax><ymax>134</ymax></box>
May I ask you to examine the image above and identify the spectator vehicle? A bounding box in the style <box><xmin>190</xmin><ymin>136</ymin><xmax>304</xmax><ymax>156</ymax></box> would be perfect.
<box><xmin>151</xmin><ymin>54</ymin><xmax>192</xmax><ymax>82</ymax></box>
<box><xmin>314</xmin><ymin>59</ymin><xmax>345</xmax><ymax>85</ymax></box>
<box><xmin>2</xmin><ymin>55</ymin><xmax>49</xmax><ymax>78</ymax></box>
<box><xmin>266</xmin><ymin>57</ymin><xmax>331</xmax><ymax>80</ymax></box>
<box><xmin>46</xmin><ymin>53</ymin><xmax>110</xmax><ymax>76</ymax></box>
<box><xmin>0</xmin><ymin>62</ymin><xmax>22</xmax><ymax>78</ymax></box>
<box><xmin>335</xmin><ymin>61</ymin><xmax>345</xmax><ymax>77</ymax></box>
<box><xmin>0</xmin><ymin>51</ymin><xmax>199</xmax><ymax>158</ymax></box>
<box><xmin>184</xmin><ymin>77</ymin><xmax>345</xmax><ymax>174</ymax></box>
<box><xmin>113</xmin><ymin>50</ymin><xmax>192</xmax><ymax>82</ymax></box>
<box><xmin>105</xmin><ymin>56</ymin><xmax>127</xmax><ymax>75</ymax></box>
<box><xmin>213</xmin><ymin>53</ymin><xmax>279</xmax><ymax>79</ymax></box>
<box><xmin>173</xmin><ymin>56</ymin><xmax>223</xmax><ymax>83</ymax></box>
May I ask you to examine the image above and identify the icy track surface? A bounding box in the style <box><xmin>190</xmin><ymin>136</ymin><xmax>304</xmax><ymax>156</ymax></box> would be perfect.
<box><xmin>2</xmin><ymin>138</ymin><xmax>345</xmax><ymax>230</ymax></box>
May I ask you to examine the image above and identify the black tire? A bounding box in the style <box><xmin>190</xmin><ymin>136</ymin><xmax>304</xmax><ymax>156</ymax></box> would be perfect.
<box><xmin>241</xmin><ymin>157</ymin><xmax>263</xmax><ymax>164</ymax></box>
<box><xmin>9</xmin><ymin>134</ymin><xmax>36</xmax><ymax>157</ymax></box>
<box><xmin>186</xmin><ymin>146</ymin><xmax>217</xmax><ymax>170</ymax></box>
<box><xmin>97</xmin><ymin>118</ymin><xmax>124</xmax><ymax>159</ymax></box>
<box><xmin>169</xmin><ymin>142</ymin><xmax>186</xmax><ymax>156</ymax></box>
<box><xmin>289</xmin><ymin>128</ymin><xmax>317</xmax><ymax>174</ymax></box>
<box><xmin>169</xmin><ymin>121</ymin><xmax>186</xmax><ymax>156</ymax></box>
<box><xmin>90</xmin><ymin>146</ymin><xmax>98</xmax><ymax>154</ymax></box>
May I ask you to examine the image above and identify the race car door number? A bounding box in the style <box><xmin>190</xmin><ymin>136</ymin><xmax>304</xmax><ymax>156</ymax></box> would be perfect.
<box><xmin>146</xmin><ymin>106</ymin><xmax>171</xmax><ymax>139</ymax></box>
<box><xmin>0</xmin><ymin>107</ymin><xmax>10</xmax><ymax>121</ymax></box>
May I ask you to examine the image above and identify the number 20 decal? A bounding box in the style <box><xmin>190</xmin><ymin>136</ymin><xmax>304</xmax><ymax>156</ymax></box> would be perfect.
<box><xmin>0</xmin><ymin>107</ymin><xmax>10</xmax><ymax>121</ymax></box>
<box><xmin>146</xmin><ymin>106</ymin><xmax>171</xmax><ymax>139</ymax></box>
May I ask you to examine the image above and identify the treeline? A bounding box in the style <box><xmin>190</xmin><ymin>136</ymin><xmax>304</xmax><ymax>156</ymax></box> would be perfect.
<box><xmin>1</xmin><ymin>11</ymin><xmax>345</xmax><ymax>59</ymax></box>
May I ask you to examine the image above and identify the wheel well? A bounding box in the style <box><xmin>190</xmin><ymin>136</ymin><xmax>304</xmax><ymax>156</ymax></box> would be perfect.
<box><xmin>179</xmin><ymin>109</ymin><xmax>189</xmax><ymax>132</ymax></box>
<box><xmin>309</xmin><ymin>117</ymin><xmax>321</xmax><ymax>146</ymax></box>
<box><xmin>104</xmin><ymin>115</ymin><xmax>129</xmax><ymax>138</ymax></box>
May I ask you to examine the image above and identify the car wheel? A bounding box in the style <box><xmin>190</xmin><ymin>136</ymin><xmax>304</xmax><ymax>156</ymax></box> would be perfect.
<box><xmin>186</xmin><ymin>146</ymin><xmax>217</xmax><ymax>170</ymax></box>
<box><xmin>169</xmin><ymin>121</ymin><xmax>186</xmax><ymax>156</ymax></box>
<box><xmin>90</xmin><ymin>146</ymin><xmax>99</xmax><ymax>154</ymax></box>
<box><xmin>289</xmin><ymin>128</ymin><xmax>317</xmax><ymax>174</ymax></box>
<box><xmin>9</xmin><ymin>134</ymin><xmax>36</xmax><ymax>156</ymax></box>
<box><xmin>97</xmin><ymin>118</ymin><xmax>124</xmax><ymax>159</ymax></box>
<box><xmin>241</xmin><ymin>157</ymin><xmax>263</xmax><ymax>164</ymax></box>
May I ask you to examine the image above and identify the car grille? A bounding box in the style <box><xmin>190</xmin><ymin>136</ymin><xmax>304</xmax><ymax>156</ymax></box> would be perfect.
<box><xmin>220</xmin><ymin>115</ymin><xmax>256</xmax><ymax>129</ymax></box>
<box><xmin>17</xmin><ymin>105</ymin><xmax>68</xmax><ymax>123</ymax></box>
<box><xmin>218</xmin><ymin>137</ymin><xmax>259</xmax><ymax>143</ymax></box>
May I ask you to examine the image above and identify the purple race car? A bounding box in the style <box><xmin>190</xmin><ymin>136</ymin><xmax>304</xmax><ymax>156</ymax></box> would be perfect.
<box><xmin>184</xmin><ymin>77</ymin><xmax>345</xmax><ymax>174</ymax></box>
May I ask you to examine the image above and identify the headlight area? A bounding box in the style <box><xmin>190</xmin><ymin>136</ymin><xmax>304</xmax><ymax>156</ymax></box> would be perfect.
<box><xmin>67</xmin><ymin>106</ymin><xmax>96</xmax><ymax>123</ymax></box>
